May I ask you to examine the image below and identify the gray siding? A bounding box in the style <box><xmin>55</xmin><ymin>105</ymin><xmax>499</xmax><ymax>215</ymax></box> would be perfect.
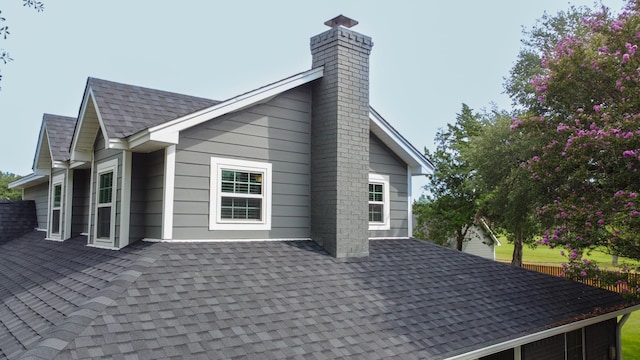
<box><xmin>585</xmin><ymin>319</ymin><xmax>616</xmax><ymax>360</ymax></box>
<box><xmin>522</xmin><ymin>334</ymin><xmax>564</xmax><ymax>360</ymax></box>
<box><xmin>130</xmin><ymin>150</ymin><xmax>164</xmax><ymax>241</ymax></box>
<box><xmin>71</xmin><ymin>169</ymin><xmax>90</xmax><ymax>235</ymax></box>
<box><xmin>90</xmin><ymin>131</ymin><xmax>123</xmax><ymax>247</ymax></box>
<box><xmin>23</xmin><ymin>181</ymin><xmax>49</xmax><ymax>230</ymax></box>
<box><xmin>368</xmin><ymin>134</ymin><xmax>408</xmax><ymax>238</ymax></box>
<box><xmin>173</xmin><ymin>86</ymin><xmax>311</xmax><ymax>239</ymax></box>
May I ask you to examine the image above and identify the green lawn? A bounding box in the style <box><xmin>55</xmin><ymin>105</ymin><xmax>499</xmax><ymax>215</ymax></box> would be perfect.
<box><xmin>495</xmin><ymin>240</ymin><xmax>639</xmax><ymax>269</ymax></box>
<box><xmin>495</xmin><ymin>241</ymin><xmax>640</xmax><ymax>358</ymax></box>
<box><xmin>622</xmin><ymin>312</ymin><xmax>640</xmax><ymax>360</ymax></box>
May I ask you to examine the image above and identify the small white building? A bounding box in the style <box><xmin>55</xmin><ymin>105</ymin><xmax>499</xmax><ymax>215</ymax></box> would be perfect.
<box><xmin>448</xmin><ymin>218</ymin><xmax>501</xmax><ymax>260</ymax></box>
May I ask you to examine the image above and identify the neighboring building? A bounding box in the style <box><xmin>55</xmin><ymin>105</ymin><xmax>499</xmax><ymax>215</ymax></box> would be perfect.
<box><xmin>5</xmin><ymin>15</ymin><xmax>637</xmax><ymax>360</ymax></box>
<box><xmin>447</xmin><ymin>218</ymin><xmax>501</xmax><ymax>260</ymax></box>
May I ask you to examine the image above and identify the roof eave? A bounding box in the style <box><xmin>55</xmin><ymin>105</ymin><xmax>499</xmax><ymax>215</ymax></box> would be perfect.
<box><xmin>448</xmin><ymin>303</ymin><xmax>640</xmax><ymax>360</ymax></box>
<box><xmin>369</xmin><ymin>107</ymin><xmax>434</xmax><ymax>175</ymax></box>
<box><xmin>8</xmin><ymin>173</ymin><xmax>48</xmax><ymax>189</ymax></box>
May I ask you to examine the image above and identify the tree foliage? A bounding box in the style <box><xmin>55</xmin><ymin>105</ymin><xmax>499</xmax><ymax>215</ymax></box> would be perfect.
<box><xmin>505</xmin><ymin>5</ymin><xmax>593</xmax><ymax>112</ymax></box>
<box><xmin>466</xmin><ymin>109</ymin><xmax>542</xmax><ymax>266</ymax></box>
<box><xmin>514</xmin><ymin>0</ymin><xmax>640</xmax><ymax>261</ymax></box>
<box><xmin>0</xmin><ymin>171</ymin><xmax>22</xmax><ymax>200</ymax></box>
<box><xmin>413</xmin><ymin>104</ymin><xmax>482</xmax><ymax>250</ymax></box>
<box><xmin>0</xmin><ymin>0</ymin><xmax>44</xmax><ymax>88</ymax></box>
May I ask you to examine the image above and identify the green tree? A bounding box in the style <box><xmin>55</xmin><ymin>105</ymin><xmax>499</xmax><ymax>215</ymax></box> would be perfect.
<box><xmin>504</xmin><ymin>5</ymin><xmax>593</xmax><ymax>113</ymax></box>
<box><xmin>0</xmin><ymin>0</ymin><xmax>44</xmax><ymax>88</ymax></box>
<box><xmin>0</xmin><ymin>171</ymin><xmax>23</xmax><ymax>200</ymax></box>
<box><xmin>467</xmin><ymin>109</ymin><xmax>542</xmax><ymax>266</ymax></box>
<box><xmin>414</xmin><ymin>104</ymin><xmax>482</xmax><ymax>250</ymax></box>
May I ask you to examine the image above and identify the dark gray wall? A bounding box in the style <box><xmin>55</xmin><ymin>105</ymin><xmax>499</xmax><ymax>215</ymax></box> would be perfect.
<box><xmin>0</xmin><ymin>201</ymin><xmax>37</xmax><ymax>242</ymax></box>
<box><xmin>22</xmin><ymin>181</ymin><xmax>49</xmax><ymax>230</ymax></box>
<box><xmin>310</xmin><ymin>24</ymin><xmax>373</xmax><ymax>257</ymax></box>
<box><xmin>522</xmin><ymin>334</ymin><xmax>564</xmax><ymax>360</ymax></box>
<box><xmin>368</xmin><ymin>134</ymin><xmax>408</xmax><ymax>238</ymax></box>
<box><xmin>71</xmin><ymin>169</ymin><xmax>90</xmax><ymax>235</ymax></box>
<box><xmin>585</xmin><ymin>318</ymin><xmax>616</xmax><ymax>360</ymax></box>
<box><xmin>130</xmin><ymin>150</ymin><xmax>164</xmax><ymax>241</ymax></box>
<box><xmin>173</xmin><ymin>86</ymin><xmax>312</xmax><ymax>240</ymax></box>
<box><xmin>91</xmin><ymin>131</ymin><xmax>123</xmax><ymax>247</ymax></box>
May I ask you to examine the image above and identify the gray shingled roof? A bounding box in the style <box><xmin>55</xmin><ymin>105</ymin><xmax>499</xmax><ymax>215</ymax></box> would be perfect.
<box><xmin>0</xmin><ymin>232</ymin><xmax>626</xmax><ymax>360</ymax></box>
<box><xmin>87</xmin><ymin>78</ymin><xmax>220</xmax><ymax>139</ymax></box>
<box><xmin>43</xmin><ymin>114</ymin><xmax>76</xmax><ymax>162</ymax></box>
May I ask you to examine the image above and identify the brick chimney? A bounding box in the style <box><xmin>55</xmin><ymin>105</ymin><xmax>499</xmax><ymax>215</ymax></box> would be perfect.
<box><xmin>310</xmin><ymin>15</ymin><xmax>373</xmax><ymax>258</ymax></box>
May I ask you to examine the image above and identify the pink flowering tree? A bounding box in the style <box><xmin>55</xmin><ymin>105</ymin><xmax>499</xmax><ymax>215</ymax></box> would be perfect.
<box><xmin>515</xmin><ymin>0</ymin><xmax>640</xmax><ymax>263</ymax></box>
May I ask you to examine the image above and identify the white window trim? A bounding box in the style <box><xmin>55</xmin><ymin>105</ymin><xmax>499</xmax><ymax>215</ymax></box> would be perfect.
<box><xmin>48</xmin><ymin>173</ymin><xmax>65</xmax><ymax>239</ymax></box>
<box><xmin>94</xmin><ymin>158</ymin><xmax>118</xmax><ymax>246</ymax></box>
<box><xmin>368</xmin><ymin>173</ymin><xmax>390</xmax><ymax>231</ymax></box>
<box><xmin>209</xmin><ymin>157</ymin><xmax>272</xmax><ymax>230</ymax></box>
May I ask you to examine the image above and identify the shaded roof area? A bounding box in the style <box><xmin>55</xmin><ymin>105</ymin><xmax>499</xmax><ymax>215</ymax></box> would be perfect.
<box><xmin>43</xmin><ymin>114</ymin><xmax>77</xmax><ymax>162</ymax></box>
<box><xmin>87</xmin><ymin>78</ymin><xmax>220</xmax><ymax>139</ymax></box>
<box><xmin>0</xmin><ymin>232</ymin><xmax>626</xmax><ymax>360</ymax></box>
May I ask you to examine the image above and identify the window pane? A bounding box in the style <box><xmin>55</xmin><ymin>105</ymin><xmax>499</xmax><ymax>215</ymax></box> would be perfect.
<box><xmin>99</xmin><ymin>172</ymin><xmax>113</xmax><ymax>204</ymax></box>
<box><xmin>566</xmin><ymin>330</ymin><xmax>583</xmax><ymax>360</ymax></box>
<box><xmin>221</xmin><ymin>197</ymin><xmax>262</xmax><ymax>220</ymax></box>
<box><xmin>220</xmin><ymin>170</ymin><xmax>263</xmax><ymax>195</ymax></box>
<box><xmin>97</xmin><ymin>206</ymin><xmax>111</xmax><ymax>238</ymax></box>
<box><xmin>369</xmin><ymin>183</ymin><xmax>383</xmax><ymax>202</ymax></box>
<box><xmin>369</xmin><ymin>204</ymin><xmax>383</xmax><ymax>222</ymax></box>
<box><xmin>51</xmin><ymin>209</ymin><xmax>60</xmax><ymax>234</ymax></box>
<box><xmin>53</xmin><ymin>185</ymin><xmax>62</xmax><ymax>207</ymax></box>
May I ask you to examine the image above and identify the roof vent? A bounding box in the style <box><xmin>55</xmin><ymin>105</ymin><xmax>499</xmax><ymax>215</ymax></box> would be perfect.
<box><xmin>324</xmin><ymin>15</ymin><xmax>358</xmax><ymax>28</ymax></box>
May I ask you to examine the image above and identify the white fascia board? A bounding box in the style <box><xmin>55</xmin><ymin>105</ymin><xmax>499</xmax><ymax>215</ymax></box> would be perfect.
<box><xmin>146</xmin><ymin>67</ymin><xmax>324</xmax><ymax>143</ymax></box>
<box><xmin>369</xmin><ymin>108</ymin><xmax>434</xmax><ymax>175</ymax></box>
<box><xmin>128</xmin><ymin>130</ymin><xmax>151</xmax><ymax>149</ymax></box>
<box><xmin>108</xmin><ymin>138</ymin><xmax>129</xmax><ymax>150</ymax></box>
<box><xmin>8</xmin><ymin>173</ymin><xmax>48</xmax><ymax>189</ymax></box>
<box><xmin>31</xmin><ymin>122</ymin><xmax>47</xmax><ymax>171</ymax></box>
<box><xmin>447</xmin><ymin>304</ymin><xmax>640</xmax><ymax>360</ymax></box>
<box><xmin>69</xmin><ymin>87</ymin><xmax>92</xmax><ymax>159</ymax></box>
<box><xmin>70</xmin><ymin>89</ymin><xmax>111</xmax><ymax>158</ymax></box>
<box><xmin>52</xmin><ymin>161</ymin><xmax>68</xmax><ymax>169</ymax></box>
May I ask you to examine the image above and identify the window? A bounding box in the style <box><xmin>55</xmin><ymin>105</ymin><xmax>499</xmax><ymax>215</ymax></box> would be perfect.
<box><xmin>210</xmin><ymin>157</ymin><xmax>272</xmax><ymax>230</ymax></box>
<box><xmin>94</xmin><ymin>158</ymin><xmax>118</xmax><ymax>245</ymax></box>
<box><xmin>97</xmin><ymin>171</ymin><xmax>113</xmax><ymax>239</ymax></box>
<box><xmin>566</xmin><ymin>329</ymin><xmax>584</xmax><ymax>360</ymax></box>
<box><xmin>50</xmin><ymin>175</ymin><xmax>64</xmax><ymax>237</ymax></box>
<box><xmin>368</xmin><ymin>174</ymin><xmax>390</xmax><ymax>230</ymax></box>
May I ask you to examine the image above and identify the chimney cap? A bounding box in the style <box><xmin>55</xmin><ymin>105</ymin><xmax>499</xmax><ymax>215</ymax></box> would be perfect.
<box><xmin>324</xmin><ymin>15</ymin><xmax>358</xmax><ymax>28</ymax></box>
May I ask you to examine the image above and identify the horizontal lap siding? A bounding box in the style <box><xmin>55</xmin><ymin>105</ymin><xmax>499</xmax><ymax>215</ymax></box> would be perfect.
<box><xmin>130</xmin><ymin>151</ymin><xmax>163</xmax><ymax>242</ymax></box>
<box><xmin>369</xmin><ymin>134</ymin><xmax>408</xmax><ymax>238</ymax></box>
<box><xmin>71</xmin><ymin>169</ymin><xmax>90</xmax><ymax>235</ymax></box>
<box><xmin>23</xmin><ymin>182</ymin><xmax>49</xmax><ymax>230</ymax></box>
<box><xmin>173</xmin><ymin>86</ymin><xmax>311</xmax><ymax>239</ymax></box>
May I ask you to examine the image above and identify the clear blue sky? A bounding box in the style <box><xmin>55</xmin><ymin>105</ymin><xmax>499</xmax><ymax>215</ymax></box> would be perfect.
<box><xmin>0</xmin><ymin>0</ymin><xmax>626</xmax><ymax>197</ymax></box>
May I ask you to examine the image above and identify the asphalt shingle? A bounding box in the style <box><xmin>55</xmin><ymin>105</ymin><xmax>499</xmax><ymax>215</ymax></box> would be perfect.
<box><xmin>0</xmin><ymin>232</ymin><xmax>628</xmax><ymax>359</ymax></box>
<box><xmin>87</xmin><ymin>78</ymin><xmax>220</xmax><ymax>139</ymax></box>
<box><xmin>42</xmin><ymin>114</ymin><xmax>76</xmax><ymax>162</ymax></box>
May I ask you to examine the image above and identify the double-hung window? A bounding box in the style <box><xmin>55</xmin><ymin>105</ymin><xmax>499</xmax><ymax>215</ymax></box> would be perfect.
<box><xmin>368</xmin><ymin>174</ymin><xmax>390</xmax><ymax>230</ymax></box>
<box><xmin>95</xmin><ymin>158</ymin><xmax>118</xmax><ymax>245</ymax></box>
<box><xmin>50</xmin><ymin>173</ymin><xmax>65</xmax><ymax>237</ymax></box>
<box><xmin>210</xmin><ymin>157</ymin><xmax>272</xmax><ymax>230</ymax></box>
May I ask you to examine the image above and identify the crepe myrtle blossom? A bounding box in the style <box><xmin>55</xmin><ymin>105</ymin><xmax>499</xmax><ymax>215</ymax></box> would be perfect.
<box><xmin>512</xmin><ymin>0</ymin><xmax>640</xmax><ymax>264</ymax></box>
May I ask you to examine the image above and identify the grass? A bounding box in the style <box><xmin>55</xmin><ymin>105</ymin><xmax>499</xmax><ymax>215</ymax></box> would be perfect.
<box><xmin>494</xmin><ymin>240</ymin><xmax>640</xmax><ymax>270</ymax></box>
<box><xmin>622</xmin><ymin>312</ymin><xmax>640</xmax><ymax>360</ymax></box>
<box><xmin>494</xmin><ymin>241</ymin><xmax>640</xmax><ymax>358</ymax></box>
